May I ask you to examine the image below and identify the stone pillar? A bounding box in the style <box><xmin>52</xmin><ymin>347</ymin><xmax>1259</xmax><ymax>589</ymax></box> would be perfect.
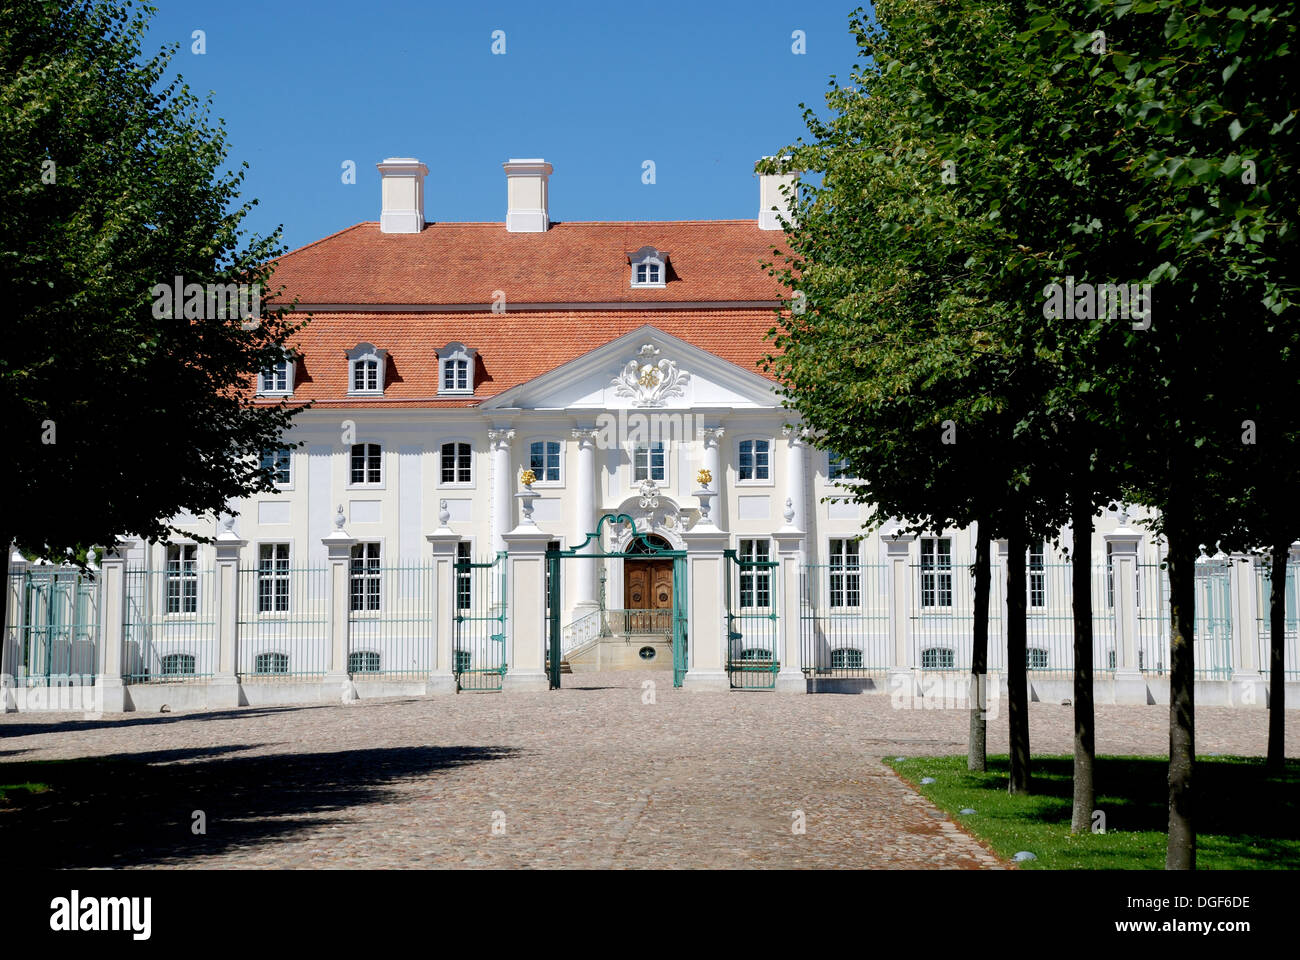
<box><xmin>683</xmin><ymin>521</ymin><xmax>730</xmax><ymax>692</ymax></box>
<box><xmin>701</xmin><ymin>427</ymin><xmax>725</xmax><ymax>528</ymax></box>
<box><xmin>1105</xmin><ymin>524</ymin><xmax>1146</xmax><ymax>705</ymax></box>
<box><xmin>773</xmin><ymin>529</ymin><xmax>806</xmax><ymax>693</ymax></box>
<box><xmin>488</xmin><ymin>428</ymin><xmax>515</xmax><ymax>554</ymax></box>
<box><xmin>2</xmin><ymin>548</ymin><xmax>26</xmax><ymax>710</ymax></box>
<box><xmin>95</xmin><ymin>541</ymin><xmax>129</xmax><ymax>712</ymax></box>
<box><xmin>1228</xmin><ymin>552</ymin><xmax>1265</xmax><ymax>707</ymax></box>
<box><xmin>571</xmin><ymin>427</ymin><xmax>600</xmax><ymax>612</ymax></box>
<box><xmin>781</xmin><ymin>426</ymin><xmax>807</xmax><ymax>560</ymax></box>
<box><xmin>885</xmin><ymin>531</ymin><xmax>915</xmax><ymax>697</ymax></box>
<box><xmin>322</xmin><ymin>508</ymin><xmax>357</xmax><ymax>700</ymax></box>
<box><xmin>427</xmin><ymin>521</ymin><xmax>460</xmax><ymax>695</ymax></box>
<box><xmin>503</xmin><ymin>525</ymin><xmax>552</xmax><ymax>692</ymax></box>
<box><xmin>210</xmin><ymin>525</ymin><xmax>245</xmax><ymax>708</ymax></box>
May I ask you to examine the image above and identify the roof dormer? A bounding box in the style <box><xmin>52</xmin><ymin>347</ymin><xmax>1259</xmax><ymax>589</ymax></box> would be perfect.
<box><xmin>346</xmin><ymin>342</ymin><xmax>387</xmax><ymax>396</ymax></box>
<box><xmin>628</xmin><ymin>246</ymin><xmax>668</xmax><ymax>289</ymax></box>
<box><xmin>438</xmin><ymin>342</ymin><xmax>477</xmax><ymax>395</ymax></box>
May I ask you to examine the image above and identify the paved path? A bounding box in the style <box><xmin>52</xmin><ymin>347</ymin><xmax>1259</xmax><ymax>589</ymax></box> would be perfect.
<box><xmin>2</xmin><ymin>672</ymin><xmax>1294</xmax><ymax>869</ymax></box>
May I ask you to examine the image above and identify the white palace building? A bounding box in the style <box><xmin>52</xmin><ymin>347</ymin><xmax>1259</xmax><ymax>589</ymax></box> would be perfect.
<box><xmin>4</xmin><ymin>157</ymin><xmax>1297</xmax><ymax>712</ymax></box>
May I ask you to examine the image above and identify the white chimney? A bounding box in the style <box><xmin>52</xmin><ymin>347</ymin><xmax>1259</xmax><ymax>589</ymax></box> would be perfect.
<box><xmin>377</xmin><ymin>157</ymin><xmax>428</xmax><ymax>234</ymax></box>
<box><xmin>757</xmin><ymin>157</ymin><xmax>799</xmax><ymax>231</ymax></box>
<box><xmin>503</xmin><ymin>158</ymin><xmax>553</xmax><ymax>232</ymax></box>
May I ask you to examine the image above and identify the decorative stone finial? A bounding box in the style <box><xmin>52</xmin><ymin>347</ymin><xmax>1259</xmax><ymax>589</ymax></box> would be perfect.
<box><xmin>222</xmin><ymin>514</ymin><xmax>236</xmax><ymax>532</ymax></box>
<box><xmin>520</xmin><ymin>467</ymin><xmax>537</xmax><ymax>488</ymax></box>
<box><xmin>334</xmin><ymin>505</ymin><xmax>346</xmax><ymax>530</ymax></box>
<box><xmin>696</xmin><ymin>468</ymin><xmax>713</xmax><ymax>489</ymax></box>
<box><xmin>439</xmin><ymin>499</ymin><xmax>451</xmax><ymax>527</ymax></box>
<box><xmin>783</xmin><ymin>497</ymin><xmax>795</xmax><ymax>524</ymax></box>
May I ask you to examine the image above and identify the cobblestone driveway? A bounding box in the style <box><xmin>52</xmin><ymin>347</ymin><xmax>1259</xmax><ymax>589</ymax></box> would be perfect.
<box><xmin>2</xmin><ymin>672</ymin><xmax>1293</xmax><ymax>869</ymax></box>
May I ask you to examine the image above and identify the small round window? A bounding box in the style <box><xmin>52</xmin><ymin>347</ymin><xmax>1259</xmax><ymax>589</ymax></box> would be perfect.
<box><xmin>638</xmin><ymin>646</ymin><xmax>656</xmax><ymax>660</ymax></box>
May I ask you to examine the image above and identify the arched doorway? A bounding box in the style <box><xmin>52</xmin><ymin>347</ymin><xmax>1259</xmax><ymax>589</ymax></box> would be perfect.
<box><xmin>623</xmin><ymin>534</ymin><xmax>674</xmax><ymax>634</ymax></box>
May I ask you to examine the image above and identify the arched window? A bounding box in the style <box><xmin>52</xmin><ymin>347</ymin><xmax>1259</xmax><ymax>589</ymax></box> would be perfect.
<box><xmin>454</xmin><ymin>650</ymin><xmax>473</xmax><ymax>673</ymax></box>
<box><xmin>920</xmin><ymin>647</ymin><xmax>954</xmax><ymax>669</ymax></box>
<box><xmin>1026</xmin><ymin>648</ymin><xmax>1049</xmax><ymax>670</ymax></box>
<box><xmin>254</xmin><ymin>652</ymin><xmax>290</xmax><ymax>675</ymax></box>
<box><xmin>161</xmin><ymin>653</ymin><xmax>196</xmax><ymax>677</ymax></box>
<box><xmin>350</xmin><ymin>443</ymin><xmax>382</xmax><ymax>485</ymax></box>
<box><xmin>348</xmin><ymin>650</ymin><xmax>381</xmax><ymax>673</ymax></box>
<box><xmin>529</xmin><ymin>440</ymin><xmax>562</xmax><ymax>483</ymax></box>
<box><xmin>346</xmin><ymin>343</ymin><xmax>387</xmax><ymax>395</ymax></box>
<box><xmin>440</xmin><ymin>441</ymin><xmax>473</xmax><ymax>485</ymax></box>
<box><xmin>830</xmin><ymin>648</ymin><xmax>863</xmax><ymax>669</ymax></box>
<box><xmin>438</xmin><ymin>342</ymin><xmax>477</xmax><ymax>395</ymax></box>
<box><xmin>628</xmin><ymin>246</ymin><xmax>668</xmax><ymax>287</ymax></box>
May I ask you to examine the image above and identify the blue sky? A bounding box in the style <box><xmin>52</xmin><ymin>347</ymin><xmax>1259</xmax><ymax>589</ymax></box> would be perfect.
<box><xmin>142</xmin><ymin>0</ymin><xmax>869</xmax><ymax>252</ymax></box>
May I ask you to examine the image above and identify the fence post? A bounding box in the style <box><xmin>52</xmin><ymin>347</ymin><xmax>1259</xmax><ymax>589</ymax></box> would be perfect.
<box><xmin>1105</xmin><ymin>523</ymin><xmax>1146</xmax><ymax>705</ymax></box>
<box><xmin>95</xmin><ymin>541</ymin><xmax>129</xmax><ymax>712</ymax></box>
<box><xmin>502</xmin><ymin>526</ymin><xmax>551</xmax><ymax>692</ymax></box>
<box><xmin>682</xmin><ymin>523</ymin><xmax>730</xmax><ymax>692</ymax></box>
<box><xmin>884</xmin><ymin>531</ymin><xmax>915</xmax><ymax>698</ymax></box>
<box><xmin>211</xmin><ymin>524</ymin><xmax>245</xmax><ymax>708</ymax></box>
<box><xmin>322</xmin><ymin>507</ymin><xmax>357</xmax><ymax>701</ymax></box>
<box><xmin>426</xmin><ymin>523</ymin><xmax>460</xmax><ymax>695</ymax></box>
<box><xmin>774</xmin><ymin>529</ymin><xmax>806</xmax><ymax>693</ymax></box>
<box><xmin>2</xmin><ymin>548</ymin><xmax>26</xmax><ymax>711</ymax></box>
<box><xmin>1227</xmin><ymin>552</ymin><xmax>1264</xmax><ymax>707</ymax></box>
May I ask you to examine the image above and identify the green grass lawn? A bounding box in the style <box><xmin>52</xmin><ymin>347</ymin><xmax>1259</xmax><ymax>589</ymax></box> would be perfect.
<box><xmin>885</xmin><ymin>755</ymin><xmax>1299</xmax><ymax>869</ymax></box>
<box><xmin>0</xmin><ymin>782</ymin><xmax>50</xmax><ymax>801</ymax></box>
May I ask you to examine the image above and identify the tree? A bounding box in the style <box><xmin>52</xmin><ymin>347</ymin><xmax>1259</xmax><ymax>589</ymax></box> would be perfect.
<box><xmin>0</xmin><ymin>0</ymin><xmax>304</xmax><ymax>642</ymax></box>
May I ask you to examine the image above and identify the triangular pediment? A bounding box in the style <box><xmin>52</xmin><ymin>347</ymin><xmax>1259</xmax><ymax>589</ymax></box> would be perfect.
<box><xmin>479</xmin><ymin>325</ymin><xmax>780</xmax><ymax>411</ymax></box>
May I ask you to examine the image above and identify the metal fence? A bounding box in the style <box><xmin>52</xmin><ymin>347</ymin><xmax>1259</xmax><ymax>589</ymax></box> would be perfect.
<box><xmin>122</xmin><ymin>567</ymin><xmax>218</xmax><ymax>683</ymax></box>
<box><xmin>6</xmin><ymin>566</ymin><xmax>99</xmax><ymax>686</ymax></box>
<box><xmin>454</xmin><ymin>552</ymin><xmax>507</xmax><ymax>691</ymax></box>
<box><xmin>725</xmin><ymin>551</ymin><xmax>780</xmax><ymax>689</ymax></box>
<box><xmin>1136</xmin><ymin>558</ymin><xmax>1233</xmax><ymax>679</ymax></box>
<box><xmin>1256</xmin><ymin>559</ymin><xmax>1300</xmax><ymax>680</ymax></box>
<box><xmin>800</xmin><ymin>563</ymin><xmax>889</xmax><ymax>676</ymax></box>
<box><xmin>347</xmin><ymin>563</ymin><xmax>435</xmax><ymax>679</ymax></box>
<box><xmin>910</xmin><ymin>558</ymin><xmax>1007</xmax><ymax>673</ymax></box>
<box><xmin>237</xmin><ymin>566</ymin><xmax>331</xmax><ymax>679</ymax></box>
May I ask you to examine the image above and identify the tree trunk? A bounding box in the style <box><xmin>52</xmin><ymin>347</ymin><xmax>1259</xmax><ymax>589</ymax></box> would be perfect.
<box><xmin>1165</xmin><ymin>527</ymin><xmax>1196</xmax><ymax>870</ymax></box>
<box><xmin>1006</xmin><ymin>526</ymin><xmax>1031</xmax><ymax>794</ymax></box>
<box><xmin>1265</xmin><ymin>539</ymin><xmax>1288</xmax><ymax>776</ymax></box>
<box><xmin>1070</xmin><ymin>489</ymin><xmax>1095</xmax><ymax>834</ymax></box>
<box><xmin>969</xmin><ymin>520</ymin><xmax>991</xmax><ymax>772</ymax></box>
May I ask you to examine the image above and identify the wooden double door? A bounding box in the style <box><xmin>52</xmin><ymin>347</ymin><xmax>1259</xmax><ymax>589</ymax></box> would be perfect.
<box><xmin>624</xmin><ymin>559</ymin><xmax>674</xmax><ymax>633</ymax></box>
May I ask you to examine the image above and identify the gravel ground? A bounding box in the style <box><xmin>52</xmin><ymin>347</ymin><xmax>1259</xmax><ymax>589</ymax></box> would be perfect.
<box><xmin>1</xmin><ymin>671</ymin><xmax>1293</xmax><ymax>869</ymax></box>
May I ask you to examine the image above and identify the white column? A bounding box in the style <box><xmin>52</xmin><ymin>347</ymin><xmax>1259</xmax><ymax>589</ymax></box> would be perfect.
<box><xmin>211</xmin><ymin>525</ymin><xmax>244</xmax><ymax>708</ymax></box>
<box><xmin>95</xmin><ymin>540</ymin><xmax>129</xmax><ymax>712</ymax></box>
<box><xmin>2</xmin><ymin>548</ymin><xmax>27</xmax><ymax>710</ymax></box>
<box><xmin>701</xmin><ymin>427</ymin><xmax>725</xmax><ymax>528</ymax></box>
<box><xmin>1228</xmin><ymin>552</ymin><xmax>1265</xmax><ymax>707</ymax></box>
<box><xmin>503</xmin><ymin>524</ymin><xmax>552</xmax><ymax>692</ymax></box>
<box><xmin>427</xmin><ymin>520</ymin><xmax>460</xmax><ymax>695</ymax></box>
<box><xmin>885</xmin><ymin>531</ymin><xmax>915</xmax><ymax>698</ymax></box>
<box><xmin>571</xmin><ymin>427</ymin><xmax>599</xmax><ymax>612</ymax></box>
<box><xmin>1105</xmin><ymin>524</ymin><xmax>1146</xmax><ymax>705</ymax></box>
<box><xmin>774</xmin><ymin>529</ymin><xmax>806</xmax><ymax>693</ymax></box>
<box><xmin>781</xmin><ymin>425</ymin><xmax>808</xmax><ymax>557</ymax></box>
<box><xmin>683</xmin><ymin>523</ymin><xmax>731</xmax><ymax>692</ymax></box>
<box><xmin>322</xmin><ymin>508</ymin><xmax>357</xmax><ymax>701</ymax></box>
<box><xmin>488</xmin><ymin>428</ymin><xmax>515</xmax><ymax>554</ymax></box>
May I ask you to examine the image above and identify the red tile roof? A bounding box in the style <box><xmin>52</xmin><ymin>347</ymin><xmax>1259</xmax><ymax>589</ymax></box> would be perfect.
<box><xmin>269</xmin><ymin>220</ymin><xmax>787</xmax><ymax>305</ymax></box>
<box><xmin>259</xmin><ymin>309</ymin><xmax>784</xmax><ymax>408</ymax></box>
<box><xmin>258</xmin><ymin>219</ymin><xmax>789</xmax><ymax>406</ymax></box>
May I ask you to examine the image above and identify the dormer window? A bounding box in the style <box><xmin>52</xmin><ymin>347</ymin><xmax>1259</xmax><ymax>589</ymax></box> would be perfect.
<box><xmin>438</xmin><ymin>342</ymin><xmax>477</xmax><ymax>395</ymax></box>
<box><xmin>258</xmin><ymin>354</ymin><xmax>294</xmax><ymax>396</ymax></box>
<box><xmin>628</xmin><ymin>246</ymin><xmax>668</xmax><ymax>288</ymax></box>
<box><xmin>346</xmin><ymin>343</ymin><xmax>387</xmax><ymax>396</ymax></box>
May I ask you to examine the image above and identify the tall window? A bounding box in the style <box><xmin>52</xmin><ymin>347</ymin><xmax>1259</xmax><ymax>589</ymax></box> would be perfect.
<box><xmin>441</xmin><ymin>442</ymin><xmax>472</xmax><ymax>484</ymax></box>
<box><xmin>165</xmin><ymin>544</ymin><xmax>198</xmax><ymax>614</ymax></box>
<box><xmin>442</xmin><ymin>358</ymin><xmax>469</xmax><ymax>392</ymax></box>
<box><xmin>349</xmin><ymin>543</ymin><xmax>381</xmax><ymax>611</ymax></box>
<box><xmin>259</xmin><ymin>358</ymin><xmax>290</xmax><ymax>394</ymax></box>
<box><xmin>350</xmin><ymin>443</ymin><xmax>382</xmax><ymax>485</ymax></box>
<box><xmin>257</xmin><ymin>543</ymin><xmax>290</xmax><ymax>613</ymax></box>
<box><xmin>530</xmin><ymin>441</ymin><xmax>561</xmax><ymax>483</ymax></box>
<box><xmin>829</xmin><ymin>538</ymin><xmax>861</xmax><ymax>607</ymax></box>
<box><xmin>828</xmin><ymin>451</ymin><xmax>853</xmax><ymax>481</ymax></box>
<box><xmin>1029</xmin><ymin>541</ymin><xmax>1046</xmax><ymax>607</ymax></box>
<box><xmin>634</xmin><ymin>442</ymin><xmax>666</xmax><ymax>482</ymax></box>
<box><xmin>738</xmin><ymin>439</ymin><xmax>770</xmax><ymax>481</ymax></box>
<box><xmin>261</xmin><ymin>447</ymin><xmax>291</xmax><ymax>486</ymax></box>
<box><xmin>456</xmin><ymin>541</ymin><xmax>472</xmax><ymax>611</ymax></box>
<box><xmin>739</xmin><ymin>539</ymin><xmax>772</xmax><ymax>608</ymax></box>
<box><xmin>352</xmin><ymin>358</ymin><xmax>379</xmax><ymax>392</ymax></box>
<box><xmin>920</xmin><ymin>537</ymin><xmax>953</xmax><ymax>608</ymax></box>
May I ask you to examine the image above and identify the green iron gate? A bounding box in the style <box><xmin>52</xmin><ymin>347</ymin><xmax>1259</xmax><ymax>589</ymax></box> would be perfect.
<box><xmin>546</xmin><ymin>513</ymin><xmax>688</xmax><ymax>689</ymax></box>
<box><xmin>724</xmin><ymin>547</ymin><xmax>781</xmax><ymax>689</ymax></box>
<box><xmin>9</xmin><ymin>566</ymin><xmax>99</xmax><ymax>686</ymax></box>
<box><xmin>453</xmin><ymin>551</ymin><xmax>508</xmax><ymax>691</ymax></box>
